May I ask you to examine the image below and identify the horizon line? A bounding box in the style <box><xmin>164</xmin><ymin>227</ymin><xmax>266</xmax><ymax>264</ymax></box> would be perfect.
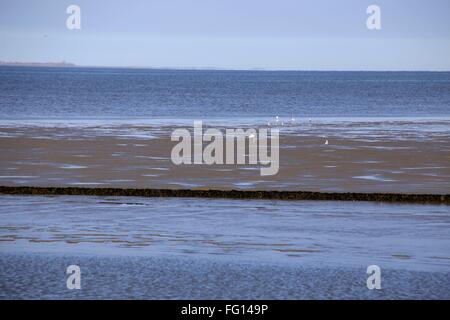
<box><xmin>1</xmin><ymin>60</ymin><xmax>450</xmax><ymax>73</ymax></box>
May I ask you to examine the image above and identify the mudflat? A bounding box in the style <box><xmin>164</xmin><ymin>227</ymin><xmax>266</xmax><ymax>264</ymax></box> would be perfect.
<box><xmin>1</xmin><ymin>119</ymin><xmax>449</xmax><ymax>194</ymax></box>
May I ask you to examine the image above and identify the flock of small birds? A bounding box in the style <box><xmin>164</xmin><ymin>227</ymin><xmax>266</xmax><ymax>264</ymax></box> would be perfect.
<box><xmin>267</xmin><ymin>115</ymin><xmax>313</xmax><ymax>127</ymax></box>
<box><xmin>267</xmin><ymin>116</ymin><xmax>329</xmax><ymax>145</ymax></box>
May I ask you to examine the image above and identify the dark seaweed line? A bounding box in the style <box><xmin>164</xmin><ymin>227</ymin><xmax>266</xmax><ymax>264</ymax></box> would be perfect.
<box><xmin>0</xmin><ymin>186</ymin><xmax>448</xmax><ymax>204</ymax></box>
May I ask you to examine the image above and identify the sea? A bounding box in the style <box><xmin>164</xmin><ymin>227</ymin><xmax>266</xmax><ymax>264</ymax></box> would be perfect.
<box><xmin>1</xmin><ymin>66</ymin><xmax>450</xmax><ymax>120</ymax></box>
<box><xmin>0</xmin><ymin>66</ymin><xmax>449</xmax><ymax>299</ymax></box>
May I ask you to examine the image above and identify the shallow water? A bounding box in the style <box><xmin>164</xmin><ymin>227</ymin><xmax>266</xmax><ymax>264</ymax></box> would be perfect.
<box><xmin>1</xmin><ymin>253</ymin><xmax>449</xmax><ymax>300</ymax></box>
<box><xmin>0</xmin><ymin>195</ymin><xmax>449</xmax><ymax>299</ymax></box>
<box><xmin>0</xmin><ymin>195</ymin><xmax>449</xmax><ymax>272</ymax></box>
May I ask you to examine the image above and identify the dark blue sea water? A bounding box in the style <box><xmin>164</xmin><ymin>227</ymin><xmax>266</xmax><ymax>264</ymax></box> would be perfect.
<box><xmin>1</xmin><ymin>66</ymin><xmax>449</xmax><ymax>119</ymax></box>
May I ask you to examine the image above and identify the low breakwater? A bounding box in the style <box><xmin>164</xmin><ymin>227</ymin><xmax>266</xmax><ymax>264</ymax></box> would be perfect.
<box><xmin>0</xmin><ymin>186</ymin><xmax>448</xmax><ymax>204</ymax></box>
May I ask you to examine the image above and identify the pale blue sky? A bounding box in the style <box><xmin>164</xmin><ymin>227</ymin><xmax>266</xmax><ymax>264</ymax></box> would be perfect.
<box><xmin>1</xmin><ymin>0</ymin><xmax>449</xmax><ymax>70</ymax></box>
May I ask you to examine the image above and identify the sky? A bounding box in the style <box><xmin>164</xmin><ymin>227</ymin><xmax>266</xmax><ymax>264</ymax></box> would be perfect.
<box><xmin>0</xmin><ymin>0</ymin><xmax>449</xmax><ymax>71</ymax></box>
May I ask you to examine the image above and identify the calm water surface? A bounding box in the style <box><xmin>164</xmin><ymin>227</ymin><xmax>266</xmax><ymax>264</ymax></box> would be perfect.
<box><xmin>1</xmin><ymin>67</ymin><xmax>450</xmax><ymax>119</ymax></box>
<box><xmin>0</xmin><ymin>195</ymin><xmax>449</xmax><ymax>299</ymax></box>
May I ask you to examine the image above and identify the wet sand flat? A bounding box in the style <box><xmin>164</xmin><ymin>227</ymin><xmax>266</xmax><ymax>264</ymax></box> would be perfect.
<box><xmin>1</xmin><ymin>120</ymin><xmax>449</xmax><ymax>194</ymax></box>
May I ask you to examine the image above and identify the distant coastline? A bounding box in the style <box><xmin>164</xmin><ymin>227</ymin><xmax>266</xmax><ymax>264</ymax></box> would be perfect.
<box><xmin>0</xmin><ymin>61</ymin><xmax>265</xmax><ymax>71</ymax></box>
<box><xmin>0</xmin><ymin>60</ymin><xmax>77</xmax><ymax>67</ymax></box>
